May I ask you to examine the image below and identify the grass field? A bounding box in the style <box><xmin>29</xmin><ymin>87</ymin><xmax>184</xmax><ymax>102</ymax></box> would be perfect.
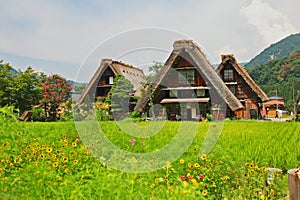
<box><xmin>0</xmin><ymin>120</ymin><xmax>299</xmax><ymax>199</ymax></box>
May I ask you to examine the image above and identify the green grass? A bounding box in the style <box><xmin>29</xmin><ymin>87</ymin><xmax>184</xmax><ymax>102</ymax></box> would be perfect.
<box><xmin>0</xmin><ymin>120</ymin><xmax>299</xmax><ymax>199</ymax></box>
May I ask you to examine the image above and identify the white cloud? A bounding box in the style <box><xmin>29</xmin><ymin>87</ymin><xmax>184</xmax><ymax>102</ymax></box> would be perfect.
<box><xmin>240</xmin><ymin>0</ymin><xmax>296</xmax><ymax>45</ymax></box>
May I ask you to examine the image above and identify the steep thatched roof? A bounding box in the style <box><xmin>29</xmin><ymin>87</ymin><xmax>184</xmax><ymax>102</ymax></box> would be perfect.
<box><xmin>134</xmin><ymin>40</ymin><xmax>244</xmax><ymax>112</ymax></box>
<box><xmin>216</xmin><ymin>54</ymin><xmax>269</xmax><ymax>101</ymax></box>
<box><xmin>78</xmin><ymin>59</ymin><xmax>146</xmax><ymax>104</ymax></box>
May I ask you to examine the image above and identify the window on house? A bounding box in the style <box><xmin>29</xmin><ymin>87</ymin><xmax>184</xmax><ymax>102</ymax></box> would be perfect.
<box><xmin>229</xmin><ymin>85</ymin><xmax>236</xmax><ymax>94</ymax></box>
<box><xmin>169</xmin><ymin>90</ymin><xmax>177</xmax><ymax>98</ymax></box>
<box><xmin>109</xmin><ymin>76</ymin><xmax>114</xmax><ymax>84</ymax></box>
<box><xmin>196</xmin><ymin>89</ymin><xmax>205</xmax><ymax>97</ymax></box>
<box><xmin>224</xmin><ymin>70</ymin><xmax>233</xmax><ymax>81</ymax></box>
<box><xmin>178</xmin><ymin>70</ymin><xmax>195</xmax><ymax>85</ymax></box>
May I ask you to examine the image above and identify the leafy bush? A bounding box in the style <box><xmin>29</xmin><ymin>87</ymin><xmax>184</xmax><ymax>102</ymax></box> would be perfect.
<box><xmin>31</xmin><ymin>108</ymin><xmax>46</xmax><ymax>122</ymax></box>
<box><xmin>0</xmin><ymin>105</ymin><xmax>19</xmax><ymax>123</ymax></box>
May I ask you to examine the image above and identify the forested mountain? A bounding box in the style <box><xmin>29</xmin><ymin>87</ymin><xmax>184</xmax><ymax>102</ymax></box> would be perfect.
<box><xmin>248</xmin><ymin>51</ymin><xmax>300</xmax><ymax>110</ymax></box>
<box><xmin>246</xmin><ymin>33</ymin><xmax>300</xmax><ymax>69</ymax></box>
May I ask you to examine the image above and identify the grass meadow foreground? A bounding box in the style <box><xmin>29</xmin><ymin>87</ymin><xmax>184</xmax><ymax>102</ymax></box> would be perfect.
<box><xmin>0</xmin><ymin>120</ymin><xmax>299</xmax><ymax>199</ymax></box>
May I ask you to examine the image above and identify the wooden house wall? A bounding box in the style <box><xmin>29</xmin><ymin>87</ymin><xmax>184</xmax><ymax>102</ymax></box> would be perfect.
<box><xmin>162</xmin><ymin>58</ymin><xmax>207</xmax><ymax>88</ymax></box>
<box><xmin>220</xmin><ymin>63</ymin><xmax>262</xmax><ymax>119</ymax></box>
<box><xmin>98</xmin><ymin>67</ymin><xmax>114</xmax><ymax>86</ymax></box>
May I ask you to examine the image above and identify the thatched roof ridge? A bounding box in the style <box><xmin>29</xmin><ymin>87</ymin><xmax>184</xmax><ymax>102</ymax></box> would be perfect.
<box><xmin>216</xmin><ymin>54</ymin><xmax>269</xmax><ymax>101</ymax></box>
<box><xmin>77</xmin><ymin>59</ymin><xmax>146</xmax><ymax>104</ymax></box>
<box><xmin>134</xmin><ymin>40</ymin><xmax>244</xmax><ymax>112</ymax></box>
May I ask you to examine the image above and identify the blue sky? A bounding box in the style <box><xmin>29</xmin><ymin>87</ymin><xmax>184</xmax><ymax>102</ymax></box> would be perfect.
<box><xmin>1</xmin><ymin>0</ymin><xmax>299</xmax><ymax>82</ymax></box>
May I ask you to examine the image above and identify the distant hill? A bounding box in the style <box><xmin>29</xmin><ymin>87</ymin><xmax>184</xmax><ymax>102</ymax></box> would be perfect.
<box><xmin>245</xmin><ymin>33</ymin><xmax>300</xmax><ymax>69</ymax></box>
<box><xmin>248</xmin><ymin>50</ymin><xmax>300</xmax><ymax>110</ymax></box>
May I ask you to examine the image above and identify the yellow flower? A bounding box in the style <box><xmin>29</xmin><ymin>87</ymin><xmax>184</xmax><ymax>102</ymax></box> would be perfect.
<box><xmin>73</xmin><ymin>160</ymin><xmax>78</xmax><ymax>164</ymax></box>
<box><xmin>250</xmin><ymin>163</ymin><xmax>255</xmax><ymax>168</ymax></box>
<box><xmin>183</xmin><ymin>181</ymin><xmax>189</xmax><ymax>187</ymax></box>
<box><xmin>33</xmin><ymin>162</ymin><xmax>38</xmax><ymax>166</ymax></box>
<box><xmin>53</xmin><ymin>162</ymin><xmax>58</xmax><ymax>168</ymax></box>
<box><xmin>194</xmin><ymin>163</ymin><xmax>200</xmax><ymax>168</ymax></box>
<box><xmin>193</xmin><ymin>181</ymin><xmax>199</xmax><ymax>188</ymax></box>
<box><xmin>2</xmin><ymin>142</ymin><xmax>9</xmax><ymax>148</ymax></box>
<box><xmin>202</xmin><ymin>190</ymin><xmax>208</xmax><ymax>196</ymax></box>
<box><xmin>155</xmin><ymin>177</ymin><xmax>164</xmax><ymax>183</ymax></box>
<box><xmin>188</xmin><ymin>163</ymin><xmax>194</xmax><ymax>169</ymax></box>
<box><xmin>249</xmin><ymin>169</ymin><xmax>254</xmax><ymax>174</ymax></box>
<box><xmin>180</xmin><ymin>159</ymin><xmax>184</xmax><ymax>164</ymax></box>
<box><xmin>63</xmin><ymin>157</ymin><xmax>68</xmax><ymax>162</ymax></box>
<box><xmin>64</xmin><ymin>168</ymin><xmax>69</xmax><ymax>173</ymax></box>
<box><xmin>56</xmin><ymin>175</ymin><xmax>63</xmax><ymax>181</ymax></box>
<box><xmin>270</xmin><ymin>189</ymin><xmax>275</xmax><ymax>195</ymax></box>
<box><xmin>39</xmin><ymin>154</ymin><xmax>45</xmax><ymax>159</ymax></box>
<box><xmin>193</xmin><ymin>147</ymin><xmax>198</xmax><ymax>152</ymax></box>
<box><xmin>150</xmin><ymin>183</ymin><xmax>155</xmax><ymax>189</ymax></box>
<box><xmin>47</xmin><ymin>148</ymin><xmax>52</xmax><ymax>153</ymax></box>
<box><xmin>47</xmin><ymin>166</ymin><xmax>51</xmax><ymax>170</ymax></box>
<box><xmin>260</xmin><ymin>194</ymin><xmax>265</xmax><ymax>200</ymax></box>
<box><xmin>72</xmin><ymin>142</ymin><xmax>77</xmax><ymax>147</ymax></box>
<box><xmin>167</xmin><ymin>162</ymin><xmax>172</xmax><ymax>168</ymax></box>
<box><xmin>53</xmin><ymin>182</ymin><xmax>58</xmax><ymax>186</ymax></box>
<box><xmin>201</xmin><ymin>154</ymin><xmax>207</xmax><ymax>161</ymax></box>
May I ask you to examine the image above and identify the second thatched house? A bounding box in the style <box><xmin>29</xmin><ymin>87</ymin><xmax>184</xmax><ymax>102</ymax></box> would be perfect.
<box><xmin>216</xmin><ymin>54</ymin><xmax>269</xmax><ymax>119</ymax></box>
<box><xmin>134</xmin><ymin>40</ymin><xmax>244</xmax><ymax>120</ymax></box>
<box><xmin>78</xmin><ymin>59</ymin><xmax>146</xmax><ymax>104</ymax></box>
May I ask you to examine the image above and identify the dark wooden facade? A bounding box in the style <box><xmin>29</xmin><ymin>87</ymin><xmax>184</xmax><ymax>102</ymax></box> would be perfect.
<box><xmin>217</xmin><ymin>55</ymin><xmax>268</xmax><ymax>119</ymax></box>
<box><xmin>95</xmin><ymin>67</ymin><xmax>114</xmax><ymax>99</ymax></box>
<box><xmin>151</xmin><ymin>56</ymin><xmax>211</xmax><ymax>121</ymax></box>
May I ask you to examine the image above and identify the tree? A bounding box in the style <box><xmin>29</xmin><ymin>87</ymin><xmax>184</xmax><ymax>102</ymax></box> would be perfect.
<box><xmin>12</xmin><ymin>67</ymin><xmax>44</xmax><ymax>114</ymax></box>
<box><xmin>107</xmin><ymin>75</ymin><xmax>134</xmax><ymax>120</ymax></box>
<box><xmin>0</xmin><ymin>60</ymin><xmax>14</xmax><ymax>107</ymax></box>
<box><xmin>41</xmin><ymin>74</ymin><xmax>72</xmax><ymax>121</ymax></box>
<box><xmin>146</xmin><ymin>61</ymin><xmax>164</xmax><ymax>83</ymax></box>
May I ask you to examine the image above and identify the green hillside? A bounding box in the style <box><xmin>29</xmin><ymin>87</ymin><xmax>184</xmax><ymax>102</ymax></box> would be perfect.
<box><xmin>246</xmin><ymin>33</ymin><xmax>300</xmax><ymax>69</ymax></box>
<box><xmin>249</xmin><ymin>51</ymin><xmax>300</xmax><ymax>110</ymax></box>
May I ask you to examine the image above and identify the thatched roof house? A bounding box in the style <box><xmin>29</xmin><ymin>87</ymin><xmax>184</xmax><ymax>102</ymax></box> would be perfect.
<box><xmin>216</xmin><ymin>54</ymin><xmax>268</xmax><ymax>119</ymax></box>
<box><xmin>135</xmin><ymin>40</ymin><xmax>243</xmax><ymax>120</ymax></box>
<box><xmin>78</xmin><ymin>59</ymin><xmax>146</xmax><ymax>104</ymax></box>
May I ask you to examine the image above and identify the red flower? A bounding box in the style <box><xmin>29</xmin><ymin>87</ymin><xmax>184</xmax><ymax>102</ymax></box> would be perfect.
<box><xmin>199</xmin><ymin>174</ymin><xmax>204</xmax><ymax>179</ymax></box>
<box><xmin>180</xmin><ymin>176</ymin><xmax>186</xmax><ymax>180</ymax></box>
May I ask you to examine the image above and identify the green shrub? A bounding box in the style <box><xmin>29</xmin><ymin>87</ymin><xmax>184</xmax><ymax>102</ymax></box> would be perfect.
<box><xmin>31</xmin><ymin>108</ymin><xmax>46</xmax><ymax>122</ymax></box>
<box><xmin>0</xmin><ymin>105</ymin><xmax>19</xmax><ymax>122</ymax></box>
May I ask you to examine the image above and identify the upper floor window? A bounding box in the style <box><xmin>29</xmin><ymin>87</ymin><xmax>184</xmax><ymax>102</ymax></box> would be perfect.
<box><xmin>108</xmin><ymin>76</ymin><xmax>114</xmax><ymax>84</ymax></box>
<box><xmin>224</xmin><ymin>70</ymin><xmax>233</xmax><ymax>81</ymax></box>
<box><xmin>178</xmin><ymin>70</ymin><xmax>195</xmax><ymax>85</ymax></box>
